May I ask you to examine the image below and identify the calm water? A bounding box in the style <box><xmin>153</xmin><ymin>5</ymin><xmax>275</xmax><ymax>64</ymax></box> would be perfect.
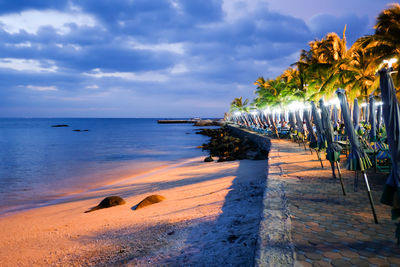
<box><xmin>0</xmin><ymin>118</ymin><xmax>212</xmax><ymax>215</ymax></box>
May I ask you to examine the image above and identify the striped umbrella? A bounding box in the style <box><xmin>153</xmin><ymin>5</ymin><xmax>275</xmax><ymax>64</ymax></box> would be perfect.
<box><xmin>336</xmin><ymin>89</ymin><xmax>377</xmax><ymax>223</ymax></box>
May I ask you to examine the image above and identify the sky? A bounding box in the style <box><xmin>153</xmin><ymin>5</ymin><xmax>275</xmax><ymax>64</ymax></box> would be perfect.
<box><xmin>0</xmin><ymin>0</ymin><xmax>396</xmax><ymax>118</ymax></box>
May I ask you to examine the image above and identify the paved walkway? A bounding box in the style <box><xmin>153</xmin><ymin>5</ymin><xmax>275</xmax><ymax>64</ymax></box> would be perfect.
<box><xmin>269</xmin><ymin>139</ymin><xmax>400</xmax><ymax>267</ymax></box>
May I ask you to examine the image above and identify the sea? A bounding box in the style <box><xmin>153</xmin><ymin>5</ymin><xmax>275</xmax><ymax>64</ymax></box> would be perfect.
<box><xmin>0</xmin><ymin>118</ymin><xmax>214</xmax><ymax>216</ymax></box>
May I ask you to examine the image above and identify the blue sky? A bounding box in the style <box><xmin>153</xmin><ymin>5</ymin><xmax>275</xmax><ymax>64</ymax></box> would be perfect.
<box><xmin>0</xmin><ymin>0</ymin><xmax>395</xmax><ymax>118</ymax></box>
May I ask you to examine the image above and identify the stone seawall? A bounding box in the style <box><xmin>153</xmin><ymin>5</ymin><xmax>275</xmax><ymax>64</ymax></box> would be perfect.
<box><xmin>227</xmin><ymin>124</ymin><xmax>295</xmax><ymax>267</ymax></box>
<box><xmin>227</xmin><ymin>125</ymin><xmax>271</xmax><ymax>153</ymax></box>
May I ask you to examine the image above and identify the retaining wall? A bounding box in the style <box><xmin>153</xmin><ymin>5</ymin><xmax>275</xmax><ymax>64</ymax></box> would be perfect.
<box><xmin>227</xmin><ymin>125</ymin><xmax>271</xmax><ymax>153</ymax></box>
<box><xmin>227</xmin><ymin>124</ymin><xmax>295</xmax><ymax>267</ymax></box>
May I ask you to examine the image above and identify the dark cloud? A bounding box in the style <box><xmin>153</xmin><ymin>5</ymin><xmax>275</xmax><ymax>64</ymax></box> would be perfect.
<box><xmin>0</xmin><ymin>0</ymin><xmax>390</xmax><ymax>117</ymax></box>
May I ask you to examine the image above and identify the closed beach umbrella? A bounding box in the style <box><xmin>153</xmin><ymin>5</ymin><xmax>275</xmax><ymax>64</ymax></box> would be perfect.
<box><xmin>289</xmin><ymin>111</ymin><xmax>296</xmax><ymax>131</ymax></box>
<box><xmin>377</xmin><ymin>104</ymin><xmax>382</xmax><ymax>131</ymax></box>
<box><xmin>296</xmin><ymin>110</ymin><xmax>307</xmax><ymax>150</ymax></box>
<box><xmin>304</xmin><ymin>108</ymin><xmax>318</xmax><ymax>148</ymax></box>
<box><xmin>295</xmin><ymin>110</ymin><xmax>304</xmax><ymax>135</ymax></box>
<box><xmin>332</xmin><ymin>105</ymin><xmax>339</xmax><ymax>130</ymax></box>
<box><xmin>379</xmin><ymin>68</ymin><xmax>400</xmax><ymax>220</ymax></box>
<box><xmin>320</xmin><ymin>98</ymin><xmax>345</xmax><ymax>194</ymax></box>
<box><xmin>268</xmin><ymin>113</ymin><xmax>279</xmax><ymax>138</ymax></box>
<box><xmin>311</xmin><ymin>101</ymin><xmax>326</xmax><ymax>150</ymax></box>
<box><xmin>336</xmin><ymin>89</ymin><xmax>377</xmax><ymax>223</ymax></box>
<box><xmin>363</xmin><ymin>104</ymin><xmax>368</xmax><ymax>123</ymax></box>
<box><xmin>280</xmin><ymin>112</ymin><xmax>285</xmax><ymax>123</ymax></box>
<box><xmin>262</xmin><ymin>113</ymin><xmax>270</xmax><ymax>128</ymax></box>
<box><xmin>353</xmin><ymin>99</ymin><xmax>360</xmax><ymax>131</ymax></box>
<box><xmin>369</xmin><ymin>95</ymin><xmax>377</xmax><ymax>142</ymax></box>
<box><xmin>320</xmin><ymin>98</ymin><xmax>342</xmax><ymax>163</ymax></box>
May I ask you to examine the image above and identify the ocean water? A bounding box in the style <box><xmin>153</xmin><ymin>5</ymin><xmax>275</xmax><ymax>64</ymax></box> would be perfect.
<box><xmin>0</xmin><ymin>118</ymin><xmax>213</xmax><ymax>215</ymax></box>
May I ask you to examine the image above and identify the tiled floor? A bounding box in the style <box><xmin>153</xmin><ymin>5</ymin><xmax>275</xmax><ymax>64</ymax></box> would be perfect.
<box><xmin>269</xmin><ymin>139</ymin><xmax>400</xmax><ymax>267</ymax></box>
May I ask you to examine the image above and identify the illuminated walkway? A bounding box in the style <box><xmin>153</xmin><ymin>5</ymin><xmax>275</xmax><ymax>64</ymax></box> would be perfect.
<box><xmin>268</xmin><ymin>139</ymin><xmax>400</xmax><ymax>267</ymax></box>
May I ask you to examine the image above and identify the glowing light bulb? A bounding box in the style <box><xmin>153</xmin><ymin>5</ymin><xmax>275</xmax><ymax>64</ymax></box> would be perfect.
<box><xmin>383</xmin><ymin>58</ymin><xmax>398</xmax><ymax>68</ymax></box>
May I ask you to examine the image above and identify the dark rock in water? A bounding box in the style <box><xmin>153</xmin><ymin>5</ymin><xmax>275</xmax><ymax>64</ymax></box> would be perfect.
<box><xmin>73</xmin><ymin>129</ymin><xmax>89</xmax><ymax>132</ymax></box>
<box><xmin>85</xmin><ymin>196</ymin><xmax>126</xmax><ymax>213</ymax></box>
<box><xmin>135</xmin><ymin>195</ymin><xmax>165</xmax><ymax>210</ymax></box>
<box><xmin>204</xmin><ymin>156</ymin><xmax>214</xmax><ymax>162</ymax></box>
<box><xmin>51</xmin><ymin>124</ymin><xmax>69</xmax><ymax>127</ymax></box>
<box><xmin>225</xmin><ymin>156</ymin><xmax>236</xmax><ymax>161</ymax></box>
<box><xmin>73</xmin><ymin>129</ymin><xmax>81</xmax><ymax>132</ymax></box>
<box><xmin>217</xmin><ymin>157</ymin><xmax>225</xmax><ymax>162</ymax></box>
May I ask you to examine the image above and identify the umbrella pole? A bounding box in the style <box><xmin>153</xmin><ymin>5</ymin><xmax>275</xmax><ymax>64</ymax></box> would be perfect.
<box><xmin>336</xmin><ymin>161</ymin><xmax>346</xmax><ymax>196</ymax></box>
<box><xmin>354</xmin><ymin>171</ymin><xmax>359</xmax><ymax>192</ymax></box>
<box><xmin>309</xmin><ymin>147</ymin><xmax>313</xmax><ymax>155</ymax></box>
<box><xmin>330</xmin><ymin>161</ymin><xmax>337</xmax><ymax>179</ymax></box>
<box><xmin>316</xmin><ymin>150</ymin><xmax>324</xmax><ymax>168</ymax></box>
<box><xmin>362</xmin><ymin>171</ymin><xmax>379</xmax><ymax>224</ymax></box>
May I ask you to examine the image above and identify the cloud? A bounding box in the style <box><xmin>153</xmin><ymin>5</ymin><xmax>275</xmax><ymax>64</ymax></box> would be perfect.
<box><xmin>126</xmin><ymin>39</ymin><xmax>185</xmax><ymax>55</ymax></box>
<box><xmin>26</xmin><ymin>84</ymin><xmax>57</xmax><ymax>91</ymax></box>
<box><xmin>0</xmin><ymin>58</ymin><xmax>58</xmax><ymax>72</ymax></box>
<box><xmin>0</xmin><ymin>9</ymin><xmax>98</xmax><ymax>35</ymax></box>
<box><xmin>83</xmin><ymin>68</ymin><xmax>169</xmax><ymax>82</ymax></box>
<box><xmin>85</xmin><ymin>84</ymin><xmax>99</xmax><ymax>89</ymax></box>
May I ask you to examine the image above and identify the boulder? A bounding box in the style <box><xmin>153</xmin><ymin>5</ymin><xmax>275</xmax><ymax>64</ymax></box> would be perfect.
<box><xmin>204</xmin><ymin>156</ymin><xmax>214</xmax><ymax>162</ymax></box>
<box><xmin>85</xmin><ymin>196</ymin><xmax>126</xmax><ymax>213</ymax></box>
<box><xmin>135</xmin><ymin>195</ymin><xmax>165</xmax><ymax>210</ymax></box>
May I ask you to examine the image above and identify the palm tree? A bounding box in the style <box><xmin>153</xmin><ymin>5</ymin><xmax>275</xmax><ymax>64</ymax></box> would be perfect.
<box><xmin>341</xmin><ymin>44</ymin><xmax>379</xmax><ymax>102</ymax></box>
<box><xmin>308</xmin><ymin>27</ymin><xmax>349</xmax><ymax>98</ymax></box>
<box><xmin>358</xmin><ymin>3</ymin><xmax>400</xmax><ymax>87</ymax></box>
<box><xmin>230</xmin><ymin>97</ymin><xmax>249</xmax><ymax>112</ymax></box>
<box><xmin>253</xmin><ymin>77</ymin><xmax>292</xmax><ymax>108</ymax></box>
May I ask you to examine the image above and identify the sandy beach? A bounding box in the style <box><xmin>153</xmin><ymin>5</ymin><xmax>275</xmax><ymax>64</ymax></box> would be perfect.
<box><xmin>0</xmin><ymin>156</ymin><xmax>267</xmax><ymax>266</ymax></box>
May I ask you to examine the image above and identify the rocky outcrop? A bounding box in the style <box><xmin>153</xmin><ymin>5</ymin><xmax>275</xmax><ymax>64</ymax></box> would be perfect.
<box><xmin>194</xmin><ymin>119</ymin><xmax>224</xmax><ymax>126</ymax></box>
<box><xmin>197</xmin><ymin>126</ymin><xmax>269</xmax><ymax>162</ymax></box>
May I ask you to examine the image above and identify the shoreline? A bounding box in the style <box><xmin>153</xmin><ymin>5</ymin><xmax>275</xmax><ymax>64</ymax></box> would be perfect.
<box><xmin>0</xmin><ymin>156</ymin><xmax>203</xmax><ymax>218</ymax></box>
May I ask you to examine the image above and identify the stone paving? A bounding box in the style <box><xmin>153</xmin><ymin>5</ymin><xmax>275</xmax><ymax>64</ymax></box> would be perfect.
<box><xmin>269</xmin><ymin>139</ymin><xmax>400</xmax><ymax>267</ymax></box>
